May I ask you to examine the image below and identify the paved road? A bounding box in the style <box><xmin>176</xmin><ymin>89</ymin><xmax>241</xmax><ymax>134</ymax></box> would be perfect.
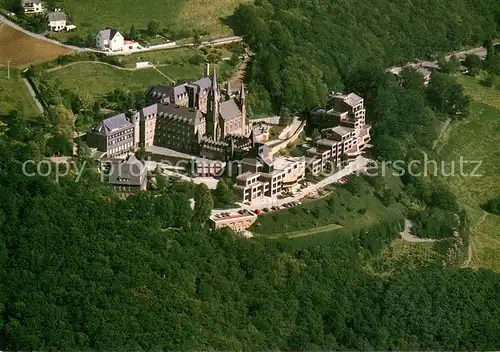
<box><xmin>200</xmin><ymin>36</ymin><xmax>243</xmax><ymax>47</ymax></box>
<box><xmin>212</xmin><ymin>155</ymin><xmax>372</xmax><ymax>215</ymax></box>
<box><xmin>388</xmin><ymin>46</ymin><xmax>488</xmax><ymax>73</ymax></box>
<box><xmin>1</xmin><ymin>14</ymin><xmax>242</xmax><ymax>57</ymax></box>
<box><xmin>400</xmin><ymin>219</ymin><xmax>438</xmax><ymax>243</ymax></box>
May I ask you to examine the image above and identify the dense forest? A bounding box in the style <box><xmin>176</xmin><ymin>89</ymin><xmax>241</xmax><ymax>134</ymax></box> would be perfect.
<box><xmin>231</xmin><ymin>0</ymin><xmax>500</xmax><ymax>114</ymax></box>
<box><xmin>2</xmin><ymin>0</ymin><xmax>500</xmax><ymax>349</ymax></box>
<box><xmin>1</xmin><ymin>112</ymin><xmax>500</xmax><ymax>350</ymax></box>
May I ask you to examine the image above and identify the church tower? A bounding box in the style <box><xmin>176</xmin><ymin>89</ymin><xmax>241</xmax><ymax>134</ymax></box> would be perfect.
<box><xmin>206</xmin><ymin>68</ymin><xmax>220</xmax><ymax>140</ymax></box>
<box><xmin>240</xmin><ymin>82</ymin><xmax>246</xmax><ymax>122</ymax></box>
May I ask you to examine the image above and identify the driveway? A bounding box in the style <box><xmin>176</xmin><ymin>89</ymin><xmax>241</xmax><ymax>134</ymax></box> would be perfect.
<box><xmin>211</xmin><ymin>155</ymin><xmax>372</xmax><ymax>215</ymax></box>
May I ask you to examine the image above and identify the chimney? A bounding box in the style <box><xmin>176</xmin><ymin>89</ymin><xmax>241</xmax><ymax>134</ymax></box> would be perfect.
<box><xmin>204</xmin><ymin>62</ymin><xmax>210</xmax><ymax>77</ymax></box>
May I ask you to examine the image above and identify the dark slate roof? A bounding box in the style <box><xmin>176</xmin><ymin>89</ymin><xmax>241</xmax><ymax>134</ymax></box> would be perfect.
<box><xmin>187</xmin><ymin>77</ymin><xmax>212</xmax><ymax>96</ymax></box>
<box><xmin>147</xmin><ymin>84</ymin><xmax>187</xmax><ymax>103</ymax></box>
<box><xmin>48</xmin><ymin>11</ymin><xmax>66</xmax><ymax>21</ymax></box>
<box><xmin>92</xmin><ymin>113</ymin><xmax>133</xmax><ymax>135</ymax></box>
<box><xmin>156</xmin><ymin>104</ymin><xmax>204</xmax><ymax>125</ymax></box>
<box><xmin>99</xmin><ymin>28</ymin><xmax>120</xmax><ymax>41</ymax></box>
<box><xmin>219</xmin><ymin>99</ymin><xmax>241</xmax><ymax>120</ymax></box>
<box><xmin>107</xmin><ymin>155</ymin><xmax>147</xmax><ymax>186</ymax></box>
<box><xmin>147</xmin><ymin>85</ymin><xmax>171</xmax><ymax>96</ymax></box>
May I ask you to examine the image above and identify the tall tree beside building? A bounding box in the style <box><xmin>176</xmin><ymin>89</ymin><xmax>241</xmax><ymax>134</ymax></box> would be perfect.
<box><xmin>213</xmin><ymin>179</ymin><xmax>235</xmax><ymax>208</ymax></box>
<box><xmin>147</xmin><ymin>20</ymin><xmax>161</xmax><ymax>36</ymax></box>
<box><xmin>129</xmin><ymin>24</ymin><xmax>137</xmax><ymax>40</ymax></box>
<box><xmin>194</xmin><ymin>183</ymin><xmax>214</xmax><ymax>223</ymax></box>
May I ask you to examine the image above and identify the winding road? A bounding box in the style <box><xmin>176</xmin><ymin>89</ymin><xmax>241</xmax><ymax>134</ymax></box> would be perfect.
<box><xmin>399</xmin><ymin>219</ymin><xmax>439</xmax><ymax>243</ymax></box>
<box><xmin>0</xmin><ymin>13</ymin><xmax>243</xmax><ymax>56</ymax></box>
<box><xmin>0</xmin><ymin>13</ymin><xmax>84</xmax><ymax>52</ymax></box>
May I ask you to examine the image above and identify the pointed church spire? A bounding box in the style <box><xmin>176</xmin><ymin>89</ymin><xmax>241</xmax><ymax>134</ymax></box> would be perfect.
<box><xmin>211</xmin><ymin>67</ymin><xmax>217</xmax><ymax>91</ymax></box>
<box><xmin>207</xmin><ymin>66</ymin><xmax>220</xmax><ymax>141</ymax></box>
<box><xmin>240</xmin><ymin>82</ymin><xmax>245</xmax><ymax>100</ymax></box>
<box><xmin>239</xmin><ymin>82</ymin><xmax>246</xmax><ymax>122</ymax></box>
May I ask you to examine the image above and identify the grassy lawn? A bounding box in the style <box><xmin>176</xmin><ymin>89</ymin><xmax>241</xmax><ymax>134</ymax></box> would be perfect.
<box><xmin>437</xmin><ymin>75</ymin><xmax>500</xmax><ymax>271</ymax></box>
<box><xmin>455</xmin><ymin>74</ymin><xmax>500</xmax><ymax>110</ymax></box>
<box><xmin>177</xmin><ymin>0</ymin><xmax>252</xmax><ymax>38</ymax></box>
<box><xmin>0</xmin><ymin>68</ymin><xmax>40</xmax><ymax>118</ymax></box>
<box><xmin>0</xmin><ymin>23</ymin><xmax>72</xmax><ymax>68</ymax></box>
<box><xmin>59</xmin><ymin>0</ymin><xmax>250</xmax><ymax>38</ymax></box>
<box><xmin>251</xmin><ymin>186</ymin><xmax>405</xmax><ymax>239</ymax></box>
<box><xmin>119</xmin><ymin>47</ymin><xmax>196</xmax><ymax>67</ymax></box>
<box><xmin>155</xmin><ymin>64</ymin><xmax>204</xmax><ymax>82</ymax></box>
<box><xmin>47</xmin><ymin>62</ymin><xmax>171</xmax><ymax>96</ymax></box>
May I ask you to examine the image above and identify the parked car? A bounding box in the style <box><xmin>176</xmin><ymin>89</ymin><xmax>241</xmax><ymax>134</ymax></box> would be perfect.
<box><xmin>254</xmin><ymin>209</ymin><xmax>262</xmax><ymax>215</ymax></box>
<box><xmin>263</xmin><ymin>207</ymin><xmax>270</xmax><ymax>212</ymax></box>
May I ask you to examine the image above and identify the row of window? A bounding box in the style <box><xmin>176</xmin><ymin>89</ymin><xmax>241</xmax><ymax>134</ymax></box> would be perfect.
<box><xmin>109</xmin><ymin>142</ymin><xmax>132</xmax><ymax>155</ymax></box>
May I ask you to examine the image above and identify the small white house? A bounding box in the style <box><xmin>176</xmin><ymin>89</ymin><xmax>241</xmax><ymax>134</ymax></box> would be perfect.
<box><xmin>22</xmin><ymin>0</ymin><xmax>43</xmax><ymax>13</ymax></box>
<box><xmin>96</xmin><ymin>28</ymin><xmax>124</xmax><ymax>51</ymax></box>
<box><xmin>47</xmin><ymin>11</ymin><xmax>67</xmax><ymax>31</ymax></box>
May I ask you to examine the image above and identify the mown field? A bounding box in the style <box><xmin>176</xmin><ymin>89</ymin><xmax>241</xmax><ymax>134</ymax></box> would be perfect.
<box><xmin>46</xmin><ymin>62</ymin><xmax>169</xmax><ymax>96</ymax></box>
<box><xmin>45</xmin><ymin>58</ymin><xmax>238</xmax><ymax>97</ymax></box>
<box><xmin>118</xmin><ymin>47</ymin><xmax>234</xmax><ymax>68</ymax></box>
<box><xmin>0</xmin><ymin>67</ymin><xmax>40</xmax><ymax>117</ymax></box>
<box><xmin>438</xmin><ymin>75</ymin><xmax>500</xmax><ymax>271</ymax></box>
<box><xmin>0</xmin><ymin>23</ymin><xmax>72</xmax><ymax>67</ymax></box>
<box><xmin>60</xmin><ymin>0</ymin><xmax>250</xmax><ymax>38</ymax></box>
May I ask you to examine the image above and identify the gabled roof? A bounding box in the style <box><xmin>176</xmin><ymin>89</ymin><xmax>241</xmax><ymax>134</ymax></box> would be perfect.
<box><xmin>140</xmin><ymin>103</ymin><xmax>159</xmax><ymax>117</ymax></box>
<box><xmin>98</xmin><ymin>28</ymin><xmax>121</xmax><ymax>41</ymax></box>
<box><xmin>107</xmin><ymin>155</ymin><xmax>147</xmax><ymax>186</ymax></box>
<box><xmin>48</xmin><ymin>11</ymin><xmax>66</xmax><ymax>21</ymax></box>
<box><xmin>22</xmin><ymin>0</ymin><xmax>42</xmax><ymax>4</ymax></box>
<box><xmin>220</xmin><ymin>99</ymin><xmax>241</xmax><ymax>120</ymax></box>
<box><xmin>92</xmin><ymin>113</ymin><xmax>133</xmax><ymax>135</ymax></box>
<box><xmin>156</xmin><ymin>104</ymin><xmax>204</xmax><ymax>125</ymax></box>
<box><xmin>187</xmin><ymin>77</ymin><xmax>212</xmax><ymax>95</ymax></box>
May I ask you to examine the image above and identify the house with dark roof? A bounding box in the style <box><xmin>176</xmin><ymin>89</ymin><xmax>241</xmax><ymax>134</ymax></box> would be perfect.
<box><xmin>86</xmin><ymin>111</ymin><xmax>138</xmax><ymax>158</ymax></box>
<box><xmin>147</xmin><ymin>84</ymin><xmax>188</xmax><ymax>106</ymax></box>
<box><xmin>101</xmin><ymin>154</ymin><xmax>147</xmax><ymax>193</ymax></box>
<box><xmin>96</xmin><ymin>28</ymin><xmax>124</xmax><ymax>51</ymax></box>
<box><xmin>47</xmin><ymin>11</ymin><xmax>66</xmax><ymax>31</ymax></box>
